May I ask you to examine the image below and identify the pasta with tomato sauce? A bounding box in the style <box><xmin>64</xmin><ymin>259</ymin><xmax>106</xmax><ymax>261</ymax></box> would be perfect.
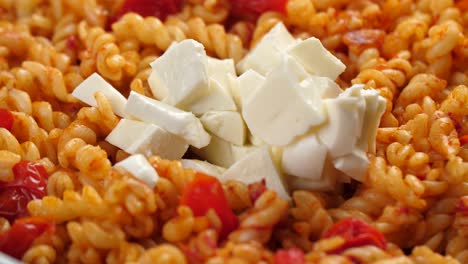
<box><xmin>0</xmin><ymin>0</ymin><xmax>467</xmax><ymax>263</ymax></box>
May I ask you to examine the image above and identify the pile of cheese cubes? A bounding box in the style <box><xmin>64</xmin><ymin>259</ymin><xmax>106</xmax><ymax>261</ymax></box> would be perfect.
<box><xmin>72</xmin><ymin>23</ymin><xmax>386</xmax><ymax>200</ymax></box>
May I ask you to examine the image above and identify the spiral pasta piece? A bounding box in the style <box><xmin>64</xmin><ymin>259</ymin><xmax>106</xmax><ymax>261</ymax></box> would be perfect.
<box><xmin>229</xmin><ymin>191</ymin><xmax>288</xmax><ymax>244</ymax></box>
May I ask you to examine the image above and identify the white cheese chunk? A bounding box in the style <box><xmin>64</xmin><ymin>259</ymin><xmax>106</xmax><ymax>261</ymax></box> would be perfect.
<box><xmin>333</xmin><ymin>149</ymin><xmax>369</xmax><ymax>182</ymax></box>
<box><xmin>358</xmin><ymin>90</ymin><xmax>386</xmax><ymax>153</ymax></box>
<box><xmin>237</xmin><ymin>70</ymin><xmax>265</xmax><ymax>108</ymax></box>
<box><xmin>188</xmin><ymin>79</ymin><xmax>237</xmax><ymax>115</ymax></box>
<box><xmin>221</xmin><ymin>147</ymin><xmax>290</xmax><ymax>200</ymax></box>
<box><xmin>181</xmin><ymin>159</ymin><xmax>226</xmax><ymax>178</ymax></box>
<box><xmin>317</xmin><ymin>97</ymin><xmax>362</xmax><ymax>158</ymax></box>
<box><xmin>192</xmin><ymin>136</ymin><xmax>257</xmax><ymax>168</ymax></box>
<box><xmin>282</xmin><ymin>134</ymin><xmax>328</xmax><ymax>181</ymax></box>
<box><xmin>299</xmin><ymin>76</ymin><xmax>342</xmax><ymax>99</ymax></box>
<box><xmin>243</xmin><ymin>57</ymin><xmax>326</xmax><ymax>146</ymax></box>
<box><xmin>115</xmin><ymin>154</ymin><xmax>159</xmax><ymax>188</ymax></box>
<box><xmin>72</xmin><ymin>73</ymin><xmax>127</xmax><ymax>117</ymax></box>
<box><xmin>148</xmin><ymin>40</ymin><xmax>209</xmax><ymax>109</ymax></box>
<box><xmin>200</xmin><ymin>111</ymin><xmax>246</xmax><ymax>146</ymax></box>
<box><xmin>288</xmin><ymin>174</ymin><xmax>335</xmax><ymax>192</ymax></box>
<box><xmin>125</xmin><ymin>91</ymin><xmax>211</xmax><ymax>148</ymax></box>
<box><xmin>287</xmin><ymin>37</ymin><xmax>346</xmax><ymax>80</ymax></box>
<box><xmin>228</xmin><ymin>73</ymin><xmax>241</xmax><ymax>109</ymax></box>
<box><xmin>288</xmin><ymin>156</ymin><xmax>337</xmax><ymax>191</ymax></box>
<box><xmin>106</xmin><ymin>119</ymin><xmax>188</xmax><ymax>159</ymax></box>
<box><xmin>237</xmin><ymin>22</ymin><xmax>297</xmax><ymax>75</ymax></box>
<box><xmin>248</xmin><ymin>132</ymin><xmax>266</xmax><ymax>146</ymax></box>
<box><xmin>207</xmin><ymin>57</ymin><xmax>236</xmax><ymax>92</ymax></box>
<box><xmin>339</xmin><ymin>85</ymin><xmax>367</xmax><ymax>137</ymax></box>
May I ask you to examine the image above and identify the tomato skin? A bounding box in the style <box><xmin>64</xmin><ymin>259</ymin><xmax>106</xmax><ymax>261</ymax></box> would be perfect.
<box><xmin>248</xmin><ymin>179</ymin><xmax>267</xmax><ymax>203</ymax></box>
<box><xmin>0</xmin><ymin>109</ymin><xmax>14</xmax><ymax>131</ymax></box>
<box><xmin>0</xmin><ymin>216</ymin><xmax>54</xmax><ymax>259</ymax></box>
<box><xmin>180</xmin><ymin>173</ymin><xmax>238</xmax><ymax>239</ymax></box>
<box><xmin>460</xmin><ymin>135</ymin><xmax>468</xmax><ymax>146</ymax></box>
<box><xmin>322</xmin><ymin>218</ymin><xmax>387</xmax><ymax>253</ymax></box>
<box><xmin>274</xmin><ymin>248</ymin><xmax>305</xmax><ymax>264</ymax></box>
<box><xmin>0</xmin><ymin>161</ymin><xmax>48</xmax><ymax>222</ymax></box>
<box><xmin>228</xmin><ymin>0</ymin><xmax>287</xmax><ymax>21</ymax></box>
<box><xmin>109</xmin><ymin>0</ymin><xmax>183</xmax><ymax>25</ymax></box>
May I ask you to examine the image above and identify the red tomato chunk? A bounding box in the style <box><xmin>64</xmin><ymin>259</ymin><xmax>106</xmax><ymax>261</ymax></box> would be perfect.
<box><xmin>180</xmin><ymin>173</ymin><xmax>238</xmax><ymax>239</ymax></box>
<box><xmin>274</xmin><ymin>248</ymin><xmax>305</xmax><ymax>264</ymax></box>
<box><xmin>0</xmin><ymin>108</ymin><xmax>14</xmax><ymax>131</ymax></box>
<box><xmin>228</xmin><ymin>0</ymin><xmax>287</xmax><ymax>21</ymax></box>
<box><xmin>0</xmin><ymin>216</ymin><xmax>55</xmax><ymax>259</ymax></box>
<box><xmin>0</xmin><ymin>161</ymin><xmax>49</xmax><ymax>222</ymax></box>
<box><xmin>110</xmin><ymin>0</ymin><xmax>183</xmax><ymax>25</ymax></box>
<box><xmin>322</xmin><ymin>218</ymin><xmax>387</xmax><ymax>253</ymax></box>
<box><xmin>460</xmin><ymin>135</ymin><xmax>468</xmax><ymax>146</ymax></box>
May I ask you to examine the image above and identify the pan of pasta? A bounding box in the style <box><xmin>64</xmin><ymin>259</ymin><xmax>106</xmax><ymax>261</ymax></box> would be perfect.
<box><xmin>0</xmin><ymin>0</ymin><xmax>467</xmax><ymax>263</ymax></box>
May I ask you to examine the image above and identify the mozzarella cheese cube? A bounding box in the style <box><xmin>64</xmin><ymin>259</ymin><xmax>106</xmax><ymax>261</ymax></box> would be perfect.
<box><xmin>148</xmin><ymin>40</ymin><xmax>209</xmax><ymax>109</ymax></box>
<box><xmin>288</xmin><ymin>174</ymin><xmax>335</xmax><ymax>192</ymax></box>
<box><xmin>358</xmin><ymin>90</ymin><xmax>386</xmax><ymax>153</ymax></box>
<box><xmin>237</xmin><ymin>22</ymin><xmax>297</xmax><ymax>75</ymax></box>
<box><xmin>299</xmin><ymin>76</ymin><xmax>342</xmax><ymax>99</ymax></box>
<box><xmin>237</xmin><ymin>70</ymin><xmax>265</xmax><ymax>108</ymax></box>
<box><xmin>106</xmin><ymin>119</ymin><xmax>188</xmax><ymax>159</ymax></box>
<box><xmin>125</xmin><ymin>91</ymin><xmax>211</xmax><ymax>148</ymax></box>
<box><xmin>282</xmin><ymin>134</ymin><xmax>328</xmax><ymax>180</ymax></box>
<box><xmin>242</xmin><ymin>57</ymin><xmax>326</xmax><ymax>146</ymax></box>
<box><xmin>248</xmin><ymin>132</ymin><xmax>266</xmax><ymax>146</ymax></box>
<box><xmin>228</xmin><ymin>73</ymin><xmax>242</xmax><ymax>109</ymax></box>
<box><xmin>207</xmin><ymin>57</ymin><xmax>236</xmax><ymax>92</ymax></box>
<box><xmin>288</xmin><ymin>156</ymin><xmax>338</xmax><ymax>191</ymax></box>
<box><xmin>192</xmin><ymin>136</ymin><xmax>257</xmax><ymax>168</ymax></box>
<box><xmin>221</xmin><ymin>147</ymin><xmax>290</xmax><ymax>200</ymax></box>
<box><xmin>287</xmin><ymin>37</ymin><xmax>346</xmax><ymax>80</ymax></box>
<box><xmin>317</xmin><ymin>97</ymin><xmax>363</xmax><ymax>158</ymax></box>
<box><xmin>188</xmin><ymin>79</ymin><xmax>237</xmax><ymax>115</ymax></box>
<box><xmin>181</xmin><ymin>159</ymin><xmax>226</xmax><ymax>178</ymax></box>
<box><xmin>72</xmin><ymin>73</ymin><xmax>127</xmax><ymax>117</ymax></box>
<box><xmin>114</xmin><ymin>154</ymin><xmax>159</xmax><ymax>188</ymax></box>
<box><xmin>339</xmin><ymin>85</ymin><xmax>367</xmax><ymax>137</ymax></box>
<box><xmin>200</xmin><ymin>111</ymin><xmax>246</xmax><ymax>146</ymax></box>
<box><xmin>333</xmin><ymin>149</ymin><xmax>369</xmax><ymax>182</ymax></box>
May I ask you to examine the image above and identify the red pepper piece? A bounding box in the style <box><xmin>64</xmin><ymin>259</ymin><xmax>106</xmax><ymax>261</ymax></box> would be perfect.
<box><xmin>322</xmin><ymin>218</ymin><xmax>387</xmax><ymax>254</ymax></box>
<box><xmin>0</xmin><ymin>216</ymin><xmax>55</xmax><ymax>259</ymax></box>
<box><xmin>180</xmin><ymin>173</ymin><xmax>238</xmax><ymax>239</ymax></box>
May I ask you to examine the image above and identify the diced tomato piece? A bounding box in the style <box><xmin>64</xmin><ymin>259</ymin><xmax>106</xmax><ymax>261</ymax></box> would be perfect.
<box><xmin>456</xmin><ymin>0</ymin><xmax>468</xmax><ymax>12</ymax></box>
<box><xmin>0</xmin><ymin>109</ymin><xmax>14</xmax><ymax>131</ymax></box>
<box><xmin>180</xmin><ymin>173</ymin><xmax>238</xmax><ymax>239</ymax></box>
<box><xmin>460</xmin><ymin>135</ymin><xmax>468</xmax><ymax>146</ymax></box>
<box><xmin>456</xmin><ymin>196</ymin><xmax>468</xmax><ymax>213</ymax></box>
<box><xmin>0</xmin><ymin>216</ymin><xmax>55</xmax><ymax>259</ymax></box>
<box><xmin>0</xmin><ymin>161</ymin><xmax>48</xmax><ymax>222</ymax></box>
<box><xmin>322</xmin><ymin>218</ymin><xmax>387</xmax><ymax>253</ymax></box>
<box><xmin>274</xmin><ymin>248</ymin><xmax>305</xmax><ymax>264</ymax></box>
<box><xmin>109</xmin><ymin>0</ymin><xmax>183</xmax><ymax>25</ymax></box>
<box><xmin>248</xmin><ymin>179</ymin><xmax>267</xmax><ymax>203</ymax></box>
<box><xmin>228</xmin><ymin>0</ymin><xmax>287</xmax><ymax>21</ymax></box>
<box><xmin>66</xmin><ymin>35</ymin><xmax>79</xmax><ymax>51</ymax></box>
<box><xmin>343</xmin><ymin>29</ymin><xmax>386</xmax><ymax>54</ymax></box>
